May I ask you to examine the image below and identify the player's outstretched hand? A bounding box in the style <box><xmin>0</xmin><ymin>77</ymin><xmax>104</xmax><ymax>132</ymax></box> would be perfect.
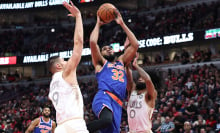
<box><xmin>115</xmin><ymin>9</ymin><xmax>124</xmax><ymax>25</ymax></box>
<box><xmin>63</xmin><ymin>1</ymin><xmax>81</xmax><ymax>17</ymax></box>
<box><xmin>96</xmin><ymin>15</ymin><xmax>107</xmax><ymax>26</ymax></box>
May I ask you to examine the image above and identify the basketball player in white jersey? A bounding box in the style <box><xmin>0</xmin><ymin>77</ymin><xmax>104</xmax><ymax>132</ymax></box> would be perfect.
<box><xmin>126</xmin><ymin>53</ymin><xmax>157</xmax><ymax>133</ymax></box>
<box><xmin>47</xmin><ymin>1</ymin><xmax>88</xmax><ymax>133</ymax></box>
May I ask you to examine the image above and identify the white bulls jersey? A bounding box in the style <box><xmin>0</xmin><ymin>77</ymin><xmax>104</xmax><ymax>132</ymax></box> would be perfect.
<box><xmin>127</xmin><ymin>90</ymin><xmax>154</xmax><ymax>132</ymax></box>
<box><xmin>49</xmin><ymin>72</ymin><xmax>84</xmax><ymax>125</ymax></box>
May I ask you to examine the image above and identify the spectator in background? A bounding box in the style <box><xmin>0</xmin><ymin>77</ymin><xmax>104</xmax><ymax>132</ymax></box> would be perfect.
<box><xmin>193</xmin><ymin>116</ymin><xmax>206</xmax><ymax>133</ymax></box>
<box><xmin>152</xmin><ymin>116</ymin><xmax>162</xmax><ymax>133</ymax></box>
<box><xmin>159</xmin><ymin>116</ymin><xmax>175</xmax><ymax>133</ymax></box>
<box><xmin>143</xmin><ymin>55</ymin><xmax>151</xmax><ymax>65</ymax></box>
<box><xmin>200</xmin><ymin>128</ymin><xmax>207</xmax><ymax>133</ymax></box>
<box><xmin>193</xmin><ymin>49</ymin><xmax>202</xmax><ymax>63</ymax></box>
<box><xmin>181</xmin><ymin>49</ymin><xmax>190</xmax><ymax>64</ymax></box>
<box><xmin>173</xmin><ymin>53</ymin><xmax>180</xmax><ymax>62</ymax></box>
<box><xmin>155</xmin><ymin>54</ymin><xmax>162</xmax><ymax>64</ymax></box>
<box><xmin>206</xmin><ymin>115</ymin><xmax>217</xmax><ymax>129</ymax></box>
<box><xmin>203</xmin><ymin>48</ymin><xmax>212</xmax><ymax>62</ymax></box>
<box><xmin>193</xmin><ymin>115</ymin><xmax>206</xmax><ymax>127</ymax></box>
<box><xmin>201</xmin><ymin>95</ymin><xmax>214</xmax><ymax>110</ymax></box>
<box><xmin>185</xmin><ymin>99</ymin><xmax>197</xmax><ymax>121</ymax></box>
<box><xmin>215</xmin><ymin>90</ymin><xmax>220</xmax><ymax>106</ymax></box>
<box><xmin>216</xmin><ymin>114</ymin><xmax>220</xmax><ymax>132</ymax></box>
<box><xmin>120</xmin><ymin>120</ymin><xmax>129</xmax><ymax>133</ymax></box>
<box><xmin>174</xmin><ymin>112</ymin><xmax>186</xmax><ymax>133</ymax></box>
<box><xmin>183</xmin><ymin>121</ymin><xmax>194</xmax><ymax>133</ymax></box>
<box><xmin>185</xmin><ymin>77</ymin><xmax>194</xmax><ymax>90</ymax></box>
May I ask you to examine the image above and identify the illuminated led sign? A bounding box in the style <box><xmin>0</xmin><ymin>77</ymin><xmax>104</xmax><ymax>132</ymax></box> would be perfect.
<box><xmin>0</xmin><ymin>56</ymin><xmax>17</xmax><ymax>65</ymax></box>
<box><xmin>205</xmin><ymin>28</ymin><xmax>220</xmax><ymax>39</ymax></box>
<box><xmin>22</xmin><ymin>32</ymin><xmax>194</xmax><ymax>63</ymax></box>
<box><xmin>139</xmin><ymin>32</ymin><xmax>194</xmax><ymax>48</ymax></box>
<box><xmin>23</xmin><ymin>48</ymin><xmax>91</xmax><ymax>63</ymax></box>
<box><xmin>79</xmin><ymin>0</ymin><xmax>94</xmax><ymax>3</ymax></box>
<box><xmin>0</xmin><ymin>0</ymin><xmax>69</xmax><ymax>10</ymax></box>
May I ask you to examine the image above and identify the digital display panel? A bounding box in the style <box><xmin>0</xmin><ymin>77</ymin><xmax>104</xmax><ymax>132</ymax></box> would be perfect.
<box><xmin>0</xmin><ymin>0</ymin><xmax>69</xmax><ymax>10</ymax></box>
<box><xmin>78</xmin><ymin>0</ymin><xmax>94</xmax><ymax>3</ymax></box>
<box><xmin>0</xmin><ymin>56</ymin><xmax>17</xmax><ymax>65</ymax></box>
<box><xmin>205</xmin><ymin>28</ymin><xmax>220</xmax><ymax>39</ymax></box>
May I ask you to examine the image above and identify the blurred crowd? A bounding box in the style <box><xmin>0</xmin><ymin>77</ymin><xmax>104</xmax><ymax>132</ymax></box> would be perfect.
<box><xmin>0</xmin><ymin>0</ymin><xmax>220</xmax><ymax>132</ymax></box>
<box><xmin>0</xmin><ymin>1</ymin><xmax>220</xmax><ymax>56</ymax></box>
<box><xmin>0</xmin><ymin>63</ymin><xmax>219</xmax><ymax>133</ymax></box>
<box><xmin>0</xmin><ymin>46</ymin><xmax>215</xmax><ymax>83</ymax></box>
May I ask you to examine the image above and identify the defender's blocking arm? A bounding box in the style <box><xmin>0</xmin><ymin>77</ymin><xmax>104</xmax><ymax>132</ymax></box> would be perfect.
<box><xmin>62</xmin><ymin>1</ymin><xmax>83</xmax><ymax>76</ymax></box>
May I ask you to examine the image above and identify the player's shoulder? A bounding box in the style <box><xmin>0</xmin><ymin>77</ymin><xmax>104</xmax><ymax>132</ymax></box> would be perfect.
<box><xmin>34</xmin><ymin>117</ymin><xmax>41</xmax><ymax>122</ymax></box>
<box><xmin>31</xmin><ymin>117</ymin><xmax>41</xmax><ymax>126</ymax></box>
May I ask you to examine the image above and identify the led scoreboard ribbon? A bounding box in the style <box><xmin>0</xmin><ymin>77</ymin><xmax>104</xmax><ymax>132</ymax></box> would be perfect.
<box><xmin>0</xmin><ymin>0</ymin><xmax>69</xmax><ymax>10</ymax></box>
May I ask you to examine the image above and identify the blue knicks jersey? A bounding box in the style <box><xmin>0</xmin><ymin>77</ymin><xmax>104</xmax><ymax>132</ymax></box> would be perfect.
<box><xmin>34</xmin><ymin>117</ymin><xmax>52</xmax><ymax>133</ymax></box>
<box><xmin>96</xmin><ymin>60</ymin><xmax>127</xmax><ymax>100</ymax></box>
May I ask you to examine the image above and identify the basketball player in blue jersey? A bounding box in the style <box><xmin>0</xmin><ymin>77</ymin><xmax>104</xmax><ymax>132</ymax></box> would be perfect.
<box><xmin>87</xmin><ymin>9</ymin><xmax>139</xmax><ymax>133</ymax></box>
<box><xmin>25</xmin><ymin>106</ymin><xmax>56</xmax><ymax>133</ymax></box>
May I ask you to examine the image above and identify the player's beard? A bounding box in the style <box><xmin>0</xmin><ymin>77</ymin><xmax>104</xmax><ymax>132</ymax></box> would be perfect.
<box><xmin>136</xmin><ymin>82</ymin><xmax>146</xmax><ymax>91</ymax></box>
<box><xmin>103</xmin><ymin>54</ymin><xmax>116</xmax><ymax>62</ymax></box>
<box><xmin>43</xmin><ymin>113</ymin><xmax>50</xmax><ymax>118</ymax></box>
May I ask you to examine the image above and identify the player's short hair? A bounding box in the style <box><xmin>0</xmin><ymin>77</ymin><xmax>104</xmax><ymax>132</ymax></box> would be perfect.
<box><xmin>42</xmin><ymin>105</ymin><xmax>51</xmax><ymax>111</ymax></box>
<box><xmin>100</xmin><ymin>45</ymin><xmax>113</xmax><ymax>52</ymax></box>
<box><xmin>47</xmin><ymin>56</ymin><xmax>60</xmax><ymax>73</ymax></box>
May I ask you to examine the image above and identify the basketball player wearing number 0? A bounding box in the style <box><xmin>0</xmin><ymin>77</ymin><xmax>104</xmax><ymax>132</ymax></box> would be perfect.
<box><xmin>48</xmin><ymin>1</ymin><xmax>88</xmax><ymax>133</ymax></box>
<box><xmin>126</xmin><ymin>53</ymin><xmax>157</xmax><ymax>133</ymax></box>
<box><xmin>87</xmin><ymin>6</ymin><xmax>139</xmax><ymax>133</ymax></box>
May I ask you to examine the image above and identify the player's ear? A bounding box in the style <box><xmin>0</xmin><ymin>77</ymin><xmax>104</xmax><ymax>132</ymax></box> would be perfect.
<box><xmin>56</xmin><ymin>63</ymin><xmax>62</xmax><ymax>69</ymax></box>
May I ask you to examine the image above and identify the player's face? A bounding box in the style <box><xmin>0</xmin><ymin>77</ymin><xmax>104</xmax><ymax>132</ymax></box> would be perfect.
<box><xmin>42</xmin><ymin>108</ymin><xmax>50</xmax><ymax>118</ymax></box>
<box><xmin>101</xmin><ymin>46</ymin><xmax>115</xmax><ymax>62</ymax></box>
<box><xmin>58</xmin><ymin>57</ymin><xmax>67</xmax><ymax>69</ymax></box>
<box><xmin>136</xmin><ymin>77</ymin><xmax>146</xmax><ymax>91</ymax></box>
<box><xmin>138</xmin><ymin>77</ymin><xmax>145</xmax><ymax>82</ymax></box>
<box><xmin>101</xmin><ymin>46</ymin><xmax>114</xmax><ymax>56</ymax></box>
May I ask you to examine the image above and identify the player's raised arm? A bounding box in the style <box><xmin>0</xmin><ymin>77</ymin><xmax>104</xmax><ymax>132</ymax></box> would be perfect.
<box><xmin>132</xmin><ymin>53</ymin><xmax>157</xmax><ymax>107</ymax></box>
<box><xmin>115</xmin><ymin>11</ymin><xmax>139</xmax><ymax>65</ymax></box>
<box><xmin>90</xmin><ymin>16</ymin><xmax>106</xmax><ymax>68</ymax></box>
<box><xmin>25</xmin><ymin>118</ymin><xmax>40</xmax><ymax>133</ymax></box>
<box><xmin>125</xmin><ymin>64</ymin><xmax>135</xmax><ymax>97</ymax></box>
<box><xmin>62</xmin><ymin>1</ymin><xmax>83</xmax><ymax>75</ymax></box>
<box><xmin>125</xmin><ymin>38</ymin><xmax>135</xmax><ymax>96</ymax></box>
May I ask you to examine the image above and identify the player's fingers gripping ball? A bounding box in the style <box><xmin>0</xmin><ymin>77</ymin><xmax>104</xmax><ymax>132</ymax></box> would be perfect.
<box><xmin>97</xmin><ymin>3</ymin><xmax>118</xmax><ymax>23</ymax></box>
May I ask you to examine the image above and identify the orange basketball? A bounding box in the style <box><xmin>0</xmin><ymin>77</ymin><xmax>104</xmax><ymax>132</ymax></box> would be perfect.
<box><xmin>97</xmin><ymin>3</ymin><xmax>117</xmax><ymax>23</ymax></box>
